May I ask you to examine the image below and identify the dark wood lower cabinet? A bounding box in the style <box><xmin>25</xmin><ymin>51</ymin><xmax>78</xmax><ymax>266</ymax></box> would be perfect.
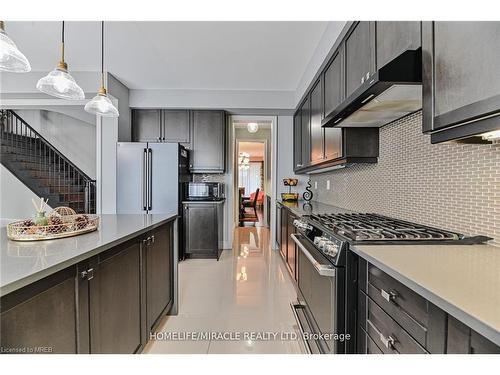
<box><xmin>0</xmin><ymin>267</ymin><xmax>78</xmax><ymax>354</ymax></box>
<box><xmin>357</xmin><ymin>257</ymin><xmax>500</xmax><ymax>354</ymax></box>
<box><xmin>146</xmin><ymin>224</ymin><xmax>173</xmax><ymax>332</ymax></box>
<box><xmin>88</xmin><ymin>239</ymin><xmax>143</xmax><ymax>354</ymax></box>
<box><xmin>0</xmin><ymin>220</ymin><xmax>175</xmax><ymax>354</ymax></box>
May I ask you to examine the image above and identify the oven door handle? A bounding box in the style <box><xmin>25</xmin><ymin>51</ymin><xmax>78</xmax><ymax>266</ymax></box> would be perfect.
<box><xmin>291</xmin><ymin>234</ymin><xmax>336</xmax><ymax>277</ymax></box>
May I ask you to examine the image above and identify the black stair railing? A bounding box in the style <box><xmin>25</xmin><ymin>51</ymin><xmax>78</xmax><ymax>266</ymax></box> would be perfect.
<box><xmin>0</xmin><ymin>109</ymin><xmax>96</xmax><ymax>214</ymax></box>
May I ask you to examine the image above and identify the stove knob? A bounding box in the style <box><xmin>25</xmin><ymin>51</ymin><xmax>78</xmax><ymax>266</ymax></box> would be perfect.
<box><xmin>324</xmin><ymin>242</ymin><xmax>339</xmax><ymax>256</ymax></box>
<box><xmin>293</xmin><ymin>219</ymin><xmax>300</xmax><ymax>228</ymax></box>
<box><xmin>317</xmin><ymin>237</ymin><xmax>328</xmax><ymax>249</ymax></box>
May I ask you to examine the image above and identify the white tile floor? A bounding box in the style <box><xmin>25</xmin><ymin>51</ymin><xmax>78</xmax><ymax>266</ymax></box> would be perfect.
<box><xmin>144</xmin><ymin>226</ymin><xmax>304</xmax><ymax>354</ymax></box>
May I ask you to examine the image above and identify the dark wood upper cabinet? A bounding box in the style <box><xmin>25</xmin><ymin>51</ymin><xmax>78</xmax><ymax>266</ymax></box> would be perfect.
<box><xmin>132</xmin><ymin>109</ymin><xmax>161</xmax><ymax>142</ymax></box>
<box><xmin>375</xmin><ymin>21</ymin><xmax>421</xmax><ymax>69</ymax></box>
<box><xmin>293</xmin><ymin>110</ymin><xmax>302</xmax><ymax>171</ymax></box>
<box><xmin>323</xmin><ymin>48</ymin><xmax>344</xmax><ymax>119</ymax></box>
<box><xmin>422</xmin><ymin>22</ymin><xmax>500</xmax><ymax>142</ymax></box>
<box><xmin>88</xmin><ymin>239</ymin><xmax>142</xmax><ymax>354</ymax></box>
<box><xmin>323</xmin><ymin>48</ymin><xmax>344</xmax><ymax>161</ymax></box>
<box><xmin>344</xmin><ymin>21</ymin><xmax>376</xmax><ymax>99</ymax></box>
<box><xmin>310</xmin><ymin>78</ymin><xmax>324</xmax><ymax>164</ymax></box>
<box><xmin>300</xmin><ymin>97</ymin><xmax>311</xmax><ymax>168</ymax></box>
<box><xmin>162</xmin><ymin>110</ymin><xmax>190</xmax><ymax>146</ymax></box>
<box><xmin>190</xmin><ymin>110</ymin><xmax>226</xmax><ymax>173</ymax></box>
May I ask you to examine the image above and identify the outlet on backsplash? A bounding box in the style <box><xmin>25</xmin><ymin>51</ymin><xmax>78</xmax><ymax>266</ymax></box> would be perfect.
<box><xmin>326</xmin><ymin>180</ymin><xmax>330</xmax><ymax>190</ymax></box>
<box><xmin>314</xmin><ymin>181</ymin><xmax>318</xmax><ymax>190</ymax></box>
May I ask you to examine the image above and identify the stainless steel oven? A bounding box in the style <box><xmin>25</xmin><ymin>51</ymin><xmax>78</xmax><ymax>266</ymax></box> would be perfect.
<box><xmin>290</xmin><ymin>233</ymin><xmax>345</xmax><ymax>354</ymax></box>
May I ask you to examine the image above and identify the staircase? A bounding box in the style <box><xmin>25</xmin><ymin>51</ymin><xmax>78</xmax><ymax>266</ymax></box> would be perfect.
<box><xmin>0</xmin><ymin>109</ymin><xmax>96</xmax><ymax>214</ymax></box>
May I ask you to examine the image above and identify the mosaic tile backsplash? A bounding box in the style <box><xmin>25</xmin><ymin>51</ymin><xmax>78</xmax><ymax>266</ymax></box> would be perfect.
<box><xmin>310</xmin><ymin>111</ymin><xmax>500</xmax><ymax>246</ymax></box>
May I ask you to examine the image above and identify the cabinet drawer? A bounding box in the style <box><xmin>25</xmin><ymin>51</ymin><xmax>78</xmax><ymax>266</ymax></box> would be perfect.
<box><xmin>365</xmin><ymin>294</ymin><xmax>427</xmax><ymax>354</ymax></box>
<box><xmin>367</xmin><ymin>264</ymin><xmax>429</xmax><ymax>345</ymax></box>
<box><xmin>358</xmin><ymin>326</ymin><xmax>383</xmax><ymax>354</ymax></box>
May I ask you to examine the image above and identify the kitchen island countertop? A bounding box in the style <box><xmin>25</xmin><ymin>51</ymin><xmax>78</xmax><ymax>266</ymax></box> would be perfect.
<box><xmin>351</xmin><ymin>243</ymin><xmax>500</xmax><ymax>346</ymax></box>
<box><xmin>0</xmin><ymin>213</ymin><xmax>177</xmax><ymax>296</ymax></box>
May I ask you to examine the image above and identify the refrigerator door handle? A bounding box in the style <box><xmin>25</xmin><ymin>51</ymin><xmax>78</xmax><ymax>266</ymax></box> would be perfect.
<box><xmin>143</xmin><ymin>148</ymin><xmax>148</xmax><ymax>211</ymax></box>
<box><xmin>148</xmin><ymin>148</ymin><xmax>153</xmax><ymax>211</ymax></box>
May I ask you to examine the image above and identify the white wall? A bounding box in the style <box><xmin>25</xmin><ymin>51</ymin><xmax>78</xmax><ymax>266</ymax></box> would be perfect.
<box><xmin>107</xmin><ymin>74</ymin><xmax>131</xmax><ymax>142</ymax></box>
<box><xmin>0</xmin><ymin>165</ymin><xmax>52</xmax><ymax>219</ymax></box>
<box><xmin>14</xmin><ymin>109</ymin><xmax>96</xmax><ymax>179</ymax></box>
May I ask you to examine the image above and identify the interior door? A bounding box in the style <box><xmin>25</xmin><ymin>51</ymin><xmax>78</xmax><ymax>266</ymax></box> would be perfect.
<box><xmin>148</xmin><ymin>143</ymin><xmax>178</xmax><ymax>214</ymax></box>
<box><xmin>117</xmin><ymin>142</ymin><xmax>147</xmax><ymax>214</ymax></box>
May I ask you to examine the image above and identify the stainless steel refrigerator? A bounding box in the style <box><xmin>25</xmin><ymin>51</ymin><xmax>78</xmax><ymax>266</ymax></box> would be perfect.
<box><xmin>117</xmin><ymin>142</ymin><xmax>191</xmax><ymax>259</ymax></box>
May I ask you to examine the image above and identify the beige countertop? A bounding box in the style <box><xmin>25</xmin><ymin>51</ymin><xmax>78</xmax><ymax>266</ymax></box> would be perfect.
<box><xmin>351</xmin><ymin>243</ymin><xmax>500</xmax><ymax>346</ymax></box>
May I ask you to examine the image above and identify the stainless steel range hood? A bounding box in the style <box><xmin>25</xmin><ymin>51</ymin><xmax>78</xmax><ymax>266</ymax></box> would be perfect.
<box><xmin>322</xmin><ymin>48</ymin><xmax>422</xmax><ymax>128</ymax></box>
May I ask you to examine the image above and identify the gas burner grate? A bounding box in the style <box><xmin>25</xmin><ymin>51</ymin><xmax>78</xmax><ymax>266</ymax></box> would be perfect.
<box><xmin>310</xmin><ymin>213</ymin><xmax>463</xmax><ymax>242</ymax></box>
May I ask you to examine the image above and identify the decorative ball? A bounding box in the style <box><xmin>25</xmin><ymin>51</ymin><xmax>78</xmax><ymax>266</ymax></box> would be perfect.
<box><xmin>52</xmin><ymin>206</ymin><xmax>77</xmax><ymax>217</ymax></box>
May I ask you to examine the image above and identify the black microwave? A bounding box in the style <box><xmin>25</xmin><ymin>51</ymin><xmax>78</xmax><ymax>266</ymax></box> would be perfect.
<box><xmin>184</xmin><ymin>182</ymin><xmax>225</xmax><ymax>201</ymax></box>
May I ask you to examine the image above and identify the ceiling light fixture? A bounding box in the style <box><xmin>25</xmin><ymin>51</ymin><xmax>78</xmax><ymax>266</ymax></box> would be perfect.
<box><xmin>247</xmin><ymin>122</ymin><xmax>259</xmax><ymax>133</ymax></box>
<box><xmin>84</xmin><ymin>21</ymin><xmax>119</xmax><ymax>118</ymax></box>
<box><xmin>0</xmin><ymin>21</ymin><xmax>31</xmax><ymax>73</ymax></box>
<box><xmin>37</xmin><ymin>21</ymin><xmax>84</xmax><ymax>100</ymax></box>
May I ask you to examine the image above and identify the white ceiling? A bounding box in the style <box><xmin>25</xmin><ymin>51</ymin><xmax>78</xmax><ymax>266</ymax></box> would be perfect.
<box><xmin>5</xmin><ymin>21</ymin><xmax>332</xmax><ymax>91</ymax></box>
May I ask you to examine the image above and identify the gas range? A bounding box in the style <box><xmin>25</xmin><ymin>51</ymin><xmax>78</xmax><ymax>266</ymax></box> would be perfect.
<box><xmin>292</xmin><ymin>212</ymin><xmax>490</xmax><ymax>265</ymax></box>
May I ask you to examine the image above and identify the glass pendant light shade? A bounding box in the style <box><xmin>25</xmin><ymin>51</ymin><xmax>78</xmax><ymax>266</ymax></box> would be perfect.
<box><xmin>36</xmin><ymin>22</ymin><xmax>84</xmax><ymax>100</ymax></box>
<box><xmin>247</xmin><ymin>122</ymin><xmax>259</xmax><ymax>133</ymax></box>
<box><xmin>36</xmin><ymin>64</ymin><xmax>85</xmax><ymax>100</ymax></box>
<box><xmin>0</xmin><ymin>21</ymin><xmax>31</xmax><ymax>72</ymax></box>
<box><xmin>84</xmin><ymin>21</ymin><xmax>119</xmax><ymax>118</ymax></box>
<box><xmin>84</xmin><ymin>88</ymin><xmax>119</xmax><ymax>117</ymax></box>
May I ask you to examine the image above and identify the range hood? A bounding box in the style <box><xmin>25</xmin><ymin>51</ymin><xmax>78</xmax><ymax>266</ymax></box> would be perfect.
<box><xmin>322</xmin><ymin>48</ymin><xmax>422</xmax><ymax>128</ymax></box>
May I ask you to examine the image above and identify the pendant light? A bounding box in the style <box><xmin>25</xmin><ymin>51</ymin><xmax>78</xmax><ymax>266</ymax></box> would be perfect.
<box><xmin>247</xmin><ymin>122</ymin><xmax>259</xmax><ymax>133</ymax></box>
<box><xmin>84</xmin><ymin>21</ymin><xmax>119</xmax><ymax>118</ymax></box>
<box><xmin>36</xmin><ymin>21</ymin><xmax>84</xmax><ymax>100</ymax></box>
<box><xmin>0</xmin><ymin>21</ymin><xmax>31</xmax><ymax>73</ymax></box>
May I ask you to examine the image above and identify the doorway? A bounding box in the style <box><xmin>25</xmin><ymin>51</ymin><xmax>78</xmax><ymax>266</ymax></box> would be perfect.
<box><xmin>232</xmin><ymin>120</ymin><xmax>272</xmax><ymax>229</ymax></box>
<box><xmin>237</xmin><ymin>140</ymin><xmax>267</xmax><ymax>227</ymax></box>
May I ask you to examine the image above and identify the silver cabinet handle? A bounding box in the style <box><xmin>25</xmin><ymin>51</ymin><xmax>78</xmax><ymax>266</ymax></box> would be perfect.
<box><xmin>291</xmin><ymin>234</ymin><xmax>335</xmax><ymax>277</ymax></box>
<box><xmin>151</xmin><ymin>235</ymin><xmax>155</xmax><ymax>244</ymax></box>
<box><xmin>380</xmin><ymin>288</ymin><xmax>398</xmax><ymax>304</ymax></box>
<box><xmin>81</xmin><ymin>268</ymin><xmax>94</xmax><ymax>281</ymax></box>
<box><xmin>367</xmin><ymin>320</ymin><xmax>396</xmax><ymax>350</ymax></box>
<box><xmin>148</xmin><ymin>148</ymin><xmax>153</xmax><ymax>211</ymax></box>
<box><xmin>143</xmin><ymin>148</ymin><xmax>147</xmax><ymax>211</ymax></box>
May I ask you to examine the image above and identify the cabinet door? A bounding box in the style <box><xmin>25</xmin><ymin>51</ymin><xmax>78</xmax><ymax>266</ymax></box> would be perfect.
<box><xmin>324</xmin><ymin>48</ymin><xmax>344</xmax><ymax>118</ymax></box>
<box><xmin>89</xmin><ymin>239</ymin><xmax>142</xmax><ymax>354</ymax></box>
<box><xmin>376</xmin><ymin>21</ymin><xmax>421</xmax><ymax>68</ymax></box>
<box><xmin>300</xmin><ymin>97</ymin><xmax>311</xmax><ymax>168</ymax></box>
<box><xmin>323</xmin><ymin>49</ymin><xmax>344</xmax><ymax>161</ymax></box>
<box><xmin>190</xmin><ymin>110</ymin><xmax>225</xmax><ymax>173</ymax></box>
<box><xmin>286</xmin><ymin>213</ymin><xmax>297</xmax><ymax>279</ymax></box>
<box><xmin>293</xmin><ymin>111</ymin><xmax>302</xmax><ymax>170</ymax></box>
<box><xmin>431</xmin><ymin>22</ymin><xmax>500</xmax><ymax>129</ymax></box>
<box><xmin>146</xmin><ymin>223</ymin><xmax>173</xmax><ymax>332</ymax></box>
<box><xmin>344</xmin><ymin>21</ymin><xmax>376</xmax><ymax>98</ymax></box>
<box><xmin>162</xmin><ymin>110</ymin><xmax>190</xmax><ymax>145</ymax></box>
<box><xmin>184</xmin><ymin>203</ymin><xmax>218</xmax><ymax>255</ymax></box>
<box><xmin>309</xmin><ymin>78</ymin><xmax>324</xmax><ymax>164</ymax></box>
<box><xmin>0</xmin><ymin>267</ymin><xmax>78</xmax><ymax>354</ymax></box>
<box><xmin>132</xmin><ymin>109</ymin><xmax>161</xmax><ymax>142</ymax></box>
